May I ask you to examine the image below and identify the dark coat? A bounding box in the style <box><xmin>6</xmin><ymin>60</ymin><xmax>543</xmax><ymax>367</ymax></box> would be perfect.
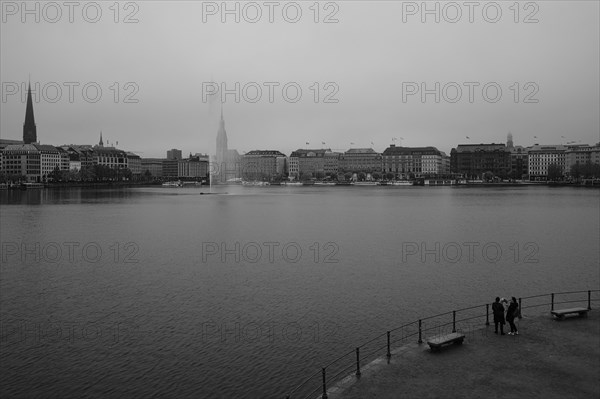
<box><xmin>506</xmin><ymin>302</ymin><xmax>519</xmax><ymax>321</ymax></box>
<box><xmin>492</xmin><ymin>302</ymin><xmax>505</xmax><ymax>323</ymax></box>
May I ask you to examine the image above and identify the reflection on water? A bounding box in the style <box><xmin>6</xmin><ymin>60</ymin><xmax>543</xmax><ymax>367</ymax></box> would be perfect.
<box><xmin>1</xmin><ymin>186</ymin><xmax>598</xmax><ymax>398</ymax></box>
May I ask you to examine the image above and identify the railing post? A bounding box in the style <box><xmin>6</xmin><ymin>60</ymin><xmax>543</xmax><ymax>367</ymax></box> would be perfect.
<box><xmin>322</xmin><ymin>368</ymin><xmax>328</xmax><ymax>399</ymax></box>
<box><xmin>485</xmin><ymin>304</ymin><xmax>490</xmax><ymax>325</ymax></box>
<box><xmin>588</xmin><ymin>290</ymin><xmax>592</xmax><ymax>310</ymax></box>
<box><xmin>452</xmin><ymin>310</ymin><xmax>456</xmax><ymax>333</ymax></box>
<box><xmin>355</xmin><ymin>348</ymin><xmax>361</xmax><ymax>377</ymax></box>
<box><xmin>387</xmin><ymin>331</ymin><xmax>391</xmax><ymax>358</ymax></box>
<box><xmin>418</xmin><ymin>319</ymin><xmax>423</xmax><ymax>344</ymax></box>
<box><xmin>551</xmin><ymin>293</ymin><xmax>554</xmax><ymax>311</ymax></box>
<box><xmin>518</xmin><ymin>298</ymin><xmax>522</xmax><ymax>319</ymax></box>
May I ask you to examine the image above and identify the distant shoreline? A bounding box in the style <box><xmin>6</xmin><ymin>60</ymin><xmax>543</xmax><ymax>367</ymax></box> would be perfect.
<box><xmin>1</xmin><ymin>180</ymin><xmax>598</xmax><ymax>190</ymax></box>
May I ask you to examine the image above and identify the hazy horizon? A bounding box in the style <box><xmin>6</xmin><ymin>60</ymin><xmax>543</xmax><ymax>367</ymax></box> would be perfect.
<box><xmin>1</xmin><ymin>1</ymin><xmax>599</xmax><ymax>158</ymax></box>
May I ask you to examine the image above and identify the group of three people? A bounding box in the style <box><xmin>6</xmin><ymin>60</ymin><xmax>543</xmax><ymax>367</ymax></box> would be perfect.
<box><xmin>492</xmin><ymin>296</ymin><xmax>519</xmax><ymax>335</ymax></box>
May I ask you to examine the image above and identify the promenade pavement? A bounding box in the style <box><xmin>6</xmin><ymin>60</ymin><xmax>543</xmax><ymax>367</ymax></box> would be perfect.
<box><xmin>323</xmin><ymin>310</ymin><xmax>599</xmax><ymax>399</ymax></box>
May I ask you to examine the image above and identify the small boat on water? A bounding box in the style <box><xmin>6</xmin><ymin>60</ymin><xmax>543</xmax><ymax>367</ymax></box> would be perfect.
<box><xmin>354</xmin><ymin>181</ymin><xmax>378</xmax><ymax>186</ymax></box>
<box><xmin>314</xmin><ymin>181</ymin><xmax>336</xmax><ymax>186</ymax></box>
<box><xmin>242</xmin><ymin>181</ymin><xmax>270</xmax><ymax>186</ymax></box>
<box><xmin>20</xmin><ymin>182</ymin><xmax>45</xmax><ymax>190</ymax></box>
<box><xmin>162</xmin><ymin>180</ymin><xmax>183</xmax><ymax>187</ymax></box>
<box><xmin>391</xmin><ymin>181</ymin><xmax>413</xmax><ymax>186</ymax></box>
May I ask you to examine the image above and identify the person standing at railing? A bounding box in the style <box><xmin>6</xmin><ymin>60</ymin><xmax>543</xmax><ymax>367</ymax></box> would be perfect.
<box><xmin>506</xmin><ymin>297</ymin><xmax>520</xmax><ymax>335</ymax></box>
<box><xmin>492</xmin><ymin>297</ymin><xmax>506</xmax><ymax>335</ymax></box>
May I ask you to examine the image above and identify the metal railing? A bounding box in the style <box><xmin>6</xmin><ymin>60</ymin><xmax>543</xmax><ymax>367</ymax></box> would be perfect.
<box><xmin>285</xmin><ymin>289</ymin><xmax>599</xmax><ymax>399</ymax></box>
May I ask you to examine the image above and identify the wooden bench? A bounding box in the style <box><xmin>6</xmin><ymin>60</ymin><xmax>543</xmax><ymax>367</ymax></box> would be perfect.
<box><xmin>551</xmin><ymin>307</ymin><xmax>589</xmax><ymax>320</ymax></box>
<box><xmin>427</xmin><ymin>332</ymin><xmax>465</xmax><ymax>351</ymax></box>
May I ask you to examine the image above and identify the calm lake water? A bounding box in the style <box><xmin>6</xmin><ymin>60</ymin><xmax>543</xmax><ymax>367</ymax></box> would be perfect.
<box><xmin>1</xmin><ymin>186</ymin><xmax>599</xmax><ymax>398</ymax></box>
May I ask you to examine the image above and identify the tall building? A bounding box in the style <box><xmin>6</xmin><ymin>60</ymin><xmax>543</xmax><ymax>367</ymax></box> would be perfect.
<box><xmin>216</xmin><ymin>108</ymin><xmax>227</xmax><ymax>166</ymax></box>
<box><xmin>167</xmin><ymin>148</ymin><xmax>182</xmax><ymax>160</ymax></box>
<box><xmin>213</xmin><ymin>108</ymin><xmax>241</xmax><ymax>182</ymax></box>
<box><xmin>23</xmin><ymin>83</ymin><xmax>37</xmax><ymax>144</ymax></box>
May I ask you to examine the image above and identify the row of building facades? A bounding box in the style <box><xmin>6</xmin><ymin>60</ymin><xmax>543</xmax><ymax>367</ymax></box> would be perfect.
<box><xmin>3</xmin><ymin>139</ymin><xmax>599</xmax><ymax>183</ymax></box>
<box><xmin>227</xmin><ymin>138</ymin><xmax>600</xmax><ymax>182</ymax></box>
<box><xmin>0</xmin><ymin>138</ymin><xmax>211</xmax><ymax>183</ymax></box>
<box><xmin>2</xmin><ymin>85</ymin><xmax>599</xmax><ymax>182</ymax></box>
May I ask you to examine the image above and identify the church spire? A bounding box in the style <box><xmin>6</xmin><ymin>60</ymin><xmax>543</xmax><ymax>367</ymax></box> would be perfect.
<box><xmin>23</xmin><ymin>80</ymin><xmax>37</xmax><ymax>144</ymax></box>
<box><xmin>99</xmin><ymin>131</ymin><xmax>104</xmax><ymax>147</ymax></box>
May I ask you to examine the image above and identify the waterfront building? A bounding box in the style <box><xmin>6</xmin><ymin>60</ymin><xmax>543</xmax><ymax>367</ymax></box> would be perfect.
<box><xmin>383</xmin><ymin>145</ymin><xmax>448</xmax><ymax>179</ymax></box>
<box><xmin>505</xmin><ymin>133</ymin><xmax>528</xmax><ymax>179</ymax></box>
<box><xmin>61</xmin><ymin>145</ymin><xmax>95</xmax><ymax>171</ymax></box>
<box><xmin>509</xmin><ymin>146</ymin><xmax>528</xmax><ymax>179</ymax></box>
<box><xmin>68</xmin><ymin>153</ymin><xmax>81</xmax><ymax>171</ymax></box>
<box><xmin>127</xmin><ymin>152</ymin><xmax>142</xmax><ymax>176</ymax></box>
<box><xmin>288</xmin><ymin>149</ymin><xmax>335</xmax><ymax>179</ymax></box>
<box><xmin>324</xmin><ymin>152</ymin><xmax>340</xmax><ymax>176</ymax></box>
<box><xmin>0</xmin><ymin>139</ymin><xmax>24</xmax><ymax>173</ymax></box>
<box><xmin>93</xmin><ymin>146</ymin><xmax>128</xmax><ymax>170</ymax></box>
<box><xmin>565</xmin><ymin>144</ymin><xmax>600</xmax><ymax>167</ymax></box>
<box><xmin>162</xmin><ymin>159</ymin><xmax>179</xmax><ymax>178</ymax></box>
<box><xmin>1</xmin><ymin>143</ymin><xmax>65</xmax><ymax>182</ymax></box>
<box><xmin>338</xmin><ymin>148</ymin><xmax>382</xmax><ymax>175</ymax></box>
<box><xmin>527</xmin><ymin>144</ymin><xmax>567</xmax><ymax>180</ymax></box>
<box><xmin>1</xmin><ymin>144</ymin><xmax>41</xmax><ymax>182</ymax></box>
<box><xmin>287</xmin><ymin>154</ymin><xmax>299</xmax><ymax>178</ymax></box>
<box><xmin>450</xmin><ymin>143</ymin><xmax>510</xmax><ymax>179</ymax></box>
<box><xmin>57</xmin><ymin>146</ymin><xmax>70</xmax><ymax>171</ymax></box>
<box><xmin>178</xmin><ymin>155</ymin><xmax>209</xmax><ymax>179</ymax></box>
<box><xmin>141</xmin><ymin>158</ymin><xmax>164</xmax><ymax>178</ymax></box>
<box><xmin>440</xmin><ymin>152</ymin><xmax>451</xmax><ymax>175</ymax></box>
<box><xmin>241</xmin><ymin>150</ymin><xmax>287</xmax><ymax>181</ymax></box>
<box><xmin>35</xmin><ymin>144</ymin><xmax>62</xmax><ymax>179</ymax></box>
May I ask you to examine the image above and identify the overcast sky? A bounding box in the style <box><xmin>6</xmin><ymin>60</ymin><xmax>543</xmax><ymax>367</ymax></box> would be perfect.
<box><xmin>1</xmin><ymin>1</ymin><xmax>598</xmax><ymax>157</ymax></box>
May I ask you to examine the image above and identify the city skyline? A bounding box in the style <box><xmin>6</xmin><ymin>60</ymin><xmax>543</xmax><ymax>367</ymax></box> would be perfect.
<box><xmin>4</xmin><ymin>81</ymin><xmax>598</xmax><ymax>163</ymax></box>
<box><xmin>1</xmin><ymin>2</ymin><xmax>598</xmax><ymax>157</ymax></box>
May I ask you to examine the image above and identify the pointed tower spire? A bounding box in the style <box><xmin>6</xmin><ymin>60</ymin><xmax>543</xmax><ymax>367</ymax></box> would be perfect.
<box><xmin>99</xmin><ymin>131</ymin><xmax>104</xmax><ymax>147</ymax></box>
<box><xmin>23</xmin><ymin>80</ymin><xmax>37</xmax><ymax>144</ymax></box>
<box><xmin>215</xmin><ymin>104</ymin><xmax>228</xmax><ymax>182</ymax></box>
